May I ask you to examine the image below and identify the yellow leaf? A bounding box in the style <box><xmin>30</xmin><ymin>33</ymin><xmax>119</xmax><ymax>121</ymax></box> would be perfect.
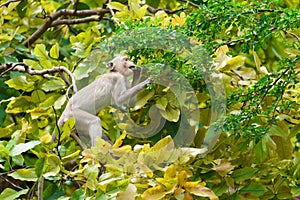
<box><xmin>114</xmin><ymin>131</ymin><xmax>127</xmax><ymax>147</ymax></box>
<box><xmin>177</xmin><ymin>170</ymin><xmax>188</xmax><ymax>186</ymax></box>
<box><xmin>212</xmin><ymin>159</ymin><xmax>235</xmax><ymax>177</ymax></box>
<box><xmin>253</xmin><ymin>50</ymin><xmax>261</xmax><ymax>72</ymax></box>
<box><xmin>134</xmin><ymin>5</ymin><xmax>148</xmax><ymax>19</ymax></box>
<box><xmin>164</xmin><ymin>164</ymin><xmax>176</xmax><ymax>179</ymax></box>
<box><xmin>117</xmin><ymin>183</ymin><xmax>137</xmax><ymax>200</ymax></box>
<box><xmin>142</xmin><ymin>185</ymin><xmax>166</xmax><ymax>200</ymax></box>
<box><xmin>50</xmin><ymin>43</ymin><xmax>59</xmax><ymax>59</ymax></box>
<box><xmin>151</xmin><ymin>136</ymin><xmax>173</xmax><ymax>152</ymax></box>
<box><xmin>220</xmin><ymin>56</ymin><xmax>245</xmax><ymax>72</ymax></box>
<box><xmin>185</xmin><ymin>184</ymin><xmax>218</xmax><ymax>200</ymax></box>
<box><xmin>41</xmin><ymin>133</ymin><xmax>52</xmax><ymax>144</ymax></box>
<box><xmin>134</xmin><ymin>89</ymin><xmax>155</xmax><ymax>110</ymax></box>
<box><xmin>107</xmin><ymin>2</ymin><xmax>127</xmax><ymax>11</ymax></box>
<box><xmin>111</xmin><ymin>145</ymin><xmax>132</xmax><ymax>157</ymax></box>
<box><xmin>172</xmin><ymin>14</ymin><xmax>185</xmax><ymax>26</ymax></box>
<box><xmin>159</xmin><ymin>105</ymin><xmax>180</xmax><ymax>122</ymax></box>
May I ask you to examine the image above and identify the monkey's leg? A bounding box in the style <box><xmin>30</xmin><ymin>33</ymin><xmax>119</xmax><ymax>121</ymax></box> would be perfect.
<box><xmin>72</xmin><ymin>109</ymin><xmax>108</xmax><ymax>147</ymax></box>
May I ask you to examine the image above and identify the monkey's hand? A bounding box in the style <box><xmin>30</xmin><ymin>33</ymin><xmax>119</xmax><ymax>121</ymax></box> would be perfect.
<box><xmin>145</xmin><ymin>77</ymin><xmax>152</xmax><ymax>85</ymax></box>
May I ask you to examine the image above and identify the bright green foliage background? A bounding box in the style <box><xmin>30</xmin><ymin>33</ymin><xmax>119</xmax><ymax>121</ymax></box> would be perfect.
<box><xmin>0</xmin><ymin>0</ymin><xmax>299</xmax><ymax>199</ymax></box>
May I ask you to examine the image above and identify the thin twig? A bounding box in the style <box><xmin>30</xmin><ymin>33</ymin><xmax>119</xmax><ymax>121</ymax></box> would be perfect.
<box><xmin>107</xmin><ymin>0</ymin><xmax>120</xmax><ymax>25</ymax></box>
<box><xmin>0</xmin><ymin>63</ymin><xmax>78</xmax><ymax>92</ymax></box>
<box><xmin>23</xmin><ymin>9</ymin><xmax>110</xmax><ymax>46</ymax></box>
<box><xmin>143</xmin><ymin>4</ymin><xmax>184</xmax><ymax>14</ymax></box>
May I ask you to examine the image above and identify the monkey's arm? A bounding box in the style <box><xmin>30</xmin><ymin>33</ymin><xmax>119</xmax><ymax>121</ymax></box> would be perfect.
<box><xmin>113</xmin><ymin>77</ymin><xmax>151</xmax><ymax>106</ymax></box>
<box><xmin>129</xmin><ymin>66</ymin><xmax>142</xmax><ymax>107</ymax></box>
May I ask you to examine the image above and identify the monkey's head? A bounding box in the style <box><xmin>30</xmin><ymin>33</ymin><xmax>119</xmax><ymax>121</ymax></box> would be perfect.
<box><xmin>107</xmin><ymin>56</ymin><xmax>136</xmax><ymax>77</ymax></box>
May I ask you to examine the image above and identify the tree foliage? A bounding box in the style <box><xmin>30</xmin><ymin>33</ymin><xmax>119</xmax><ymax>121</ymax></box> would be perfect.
<box><xmin>0</xmin><ymin>0</ymin><xmax>299</xmax><ymax>199</ymax></box>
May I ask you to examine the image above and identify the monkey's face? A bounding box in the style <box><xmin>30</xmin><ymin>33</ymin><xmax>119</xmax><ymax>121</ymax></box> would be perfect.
<box><xmin>108</xmin><ymin>56</ymin><xmax>136</xmax><ymax>77</ymax></box>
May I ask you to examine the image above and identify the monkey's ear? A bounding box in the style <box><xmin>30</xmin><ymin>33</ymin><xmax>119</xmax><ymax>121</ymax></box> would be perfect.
<box><xmin>107</xmin><ymin>62</ymin><xmax>115</xmax><ymax>71</ymax></box>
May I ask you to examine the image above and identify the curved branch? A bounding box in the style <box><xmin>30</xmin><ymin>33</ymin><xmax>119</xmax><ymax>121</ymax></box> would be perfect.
<box><xmin>144</xmin><ymin>4</ymin><xmax>184</xmax><ymax>14</ymax></box>
<box><xmin>23</xmin><ymin>9</ymin><xmax>110</xmax><ymax>47</ymax></box>
<box><xmin>0</xmin><ymin>63</ymin><xmax>78</xmax><ymax>92</ymax></box>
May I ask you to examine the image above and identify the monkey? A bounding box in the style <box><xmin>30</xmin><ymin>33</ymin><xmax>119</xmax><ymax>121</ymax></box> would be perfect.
<box><xmin>57</xmin><ymin>55</ymin><xmax>151</xmax><ymax>147</ymax></box>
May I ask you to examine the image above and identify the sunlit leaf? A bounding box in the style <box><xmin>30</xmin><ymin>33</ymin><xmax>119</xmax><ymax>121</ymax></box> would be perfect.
<box><xmin>8</xmin><ymin>168</ymin><xmax>37</xmax><ymax>181</ymax></box>
<box><xmin>10</xmin><ymin>140</ymin><xmax>41</xmax><ymax>156</ymax></box>
<box><xmin>5</xmin><ymin>76</ymin><xmax>35</xmax><ymax>92</ymax></box>
<box><xmin>185</xmin><ymin>184</ymin><xmax>218</xmax><ymax>200</ymax></box>
<box><xmin>34</xmin><ymin>44</ymin><xmax>48</xmax><ymax>60</ymax></box>
<box><xmin>107</xmin><ymin>2</ymin><xmax>127</xmax><ymax>11</ymax></box>
<box><xmin>212</xmin><ymin>159</ymin><xmax>235</xmax><ymax>177</ymax></box>
<box><xmin>0</xmin><ymin>188</ymin><xmax>29</xmax><ymax>200</ymax></box>
<box><xmin>142</xmin><ymin>185</ymin><xmax>166</xmax><ymax>200</ymax></box>
<box><xmin>219</xmin><ymin>56</ymin><xmax>245</xmax><ymax>72</ymax></box>
<box><xmin>41</xmin><ymin>79</ymin><xmax>65</xmax><ymax>92</ymax></box>
<box><xmin>117</xmin><ymin>183</ymin><xmax>137</xmax><ymax>200</ymax></box>
<box><xmin>50</xmin><ymin>43</ymin><xmax>59</xmax><ymax>59</ymax></box>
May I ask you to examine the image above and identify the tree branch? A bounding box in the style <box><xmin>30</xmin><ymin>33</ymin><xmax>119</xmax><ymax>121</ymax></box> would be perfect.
<box><xmin>140</xmin><ymin>4</ymin><xmax>184</xmax><ymax>14</ymax></box>
<box><xmin>50</xmin><ymin>16</ymin><xmax>103</xmax><ymax>26</ymax></box>
<box><xmin>23</xmin><ymin>9</ymin><xmax>110</xmax><ymax>47</ymax></box>
<box><xmin>0</xmin><ymin>63</ymin><xmax>78</xmax><ymax>92</ymax></box>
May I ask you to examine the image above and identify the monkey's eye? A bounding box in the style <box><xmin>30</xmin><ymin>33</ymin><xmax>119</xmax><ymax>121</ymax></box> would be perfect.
<box><xmin>124</xmin><ymin>57</ymin><xmax>129</xmax><ymax>61</ymax></box>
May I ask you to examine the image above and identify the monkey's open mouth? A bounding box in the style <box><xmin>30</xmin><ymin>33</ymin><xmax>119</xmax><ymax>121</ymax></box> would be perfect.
<box><xmin>129</xmin><ymin>66</ymin><xmax>136</xmax><ymax>69</ymax></box>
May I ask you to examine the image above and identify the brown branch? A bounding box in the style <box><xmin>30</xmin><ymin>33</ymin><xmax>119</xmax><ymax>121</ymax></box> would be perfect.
<box><xmin>179</xmin><ymin>0</ymin><xmax>199</xmax><ymax>8</ymax></box>
<box><xmin>0</xmin><ymin>63</ymin><xmax>78</xmax><ymax>92</ymax></box>
<box><xmin>50</xmin><ymin>16</ymin><xmax>103</xmax><ymax>26</ymax></box>
<box><xmin>23</xmin><ymin>9</ymin><xmax>110</xmax><ymax>47</ymax></box>
<box><xmin>0</xmin><ymin>0</ymin><xmax>20</xmax><ymax>8</ymax></box>
<box><xmin>140</xmin><ymin>4</ymin><xmax>184</xmax><ymax>14</ymax></box>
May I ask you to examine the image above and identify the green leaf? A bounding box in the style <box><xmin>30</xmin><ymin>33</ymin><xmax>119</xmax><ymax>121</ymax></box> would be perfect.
<box><xmin>5</xmin><ymin>76</ymin><xmax>35</xmax><ymax>92</ymax></box>
<box><xmin>41</xmin><ymin>79</ymin><xmax>65</xmax><ymax>92</ymax></box>
<box><xmin>71</xmin><ymin>189</ymin><xmax>85</xmax><ymax>200</ymax></box>
<box><xmin>34</xmin><ymin>44</ymin><xmax>48</xmax><ymax>60</ymax></box>
<box><xmin>269</xmin><ymin>125</ymin><xmax>287</xmax><ymax>139</ymax></box>
<box><xmin>240</xmin><ymin>183</ymin><xmax>267</xmax><ymax>196</ymax></box>
<box><xmin>232</xmin><ymin>167</ymin><xmax>258</xmax><ymax>182</ymax></box>
<box><xmin>8</xmin><ymin>168</ymin><xmax>37</xmax><ymax>181</ymax></box>
<box><xmin>50</xmin><ymin>43</ymin><xmax>59</xmax><ymax>59</ymax></box>
<box><xmin>133</xmin><ymin>89</ymin><xmax>154</xmax><ymax>110</ymax></box>
<box><xmin>0</xmin><ymin>188</ymin><xmax>29</xmax><ymax>200</ymax></box>
<box><xmin>273</xmin><ymin>136</ymin><xmax>293</xmax><ymax>159</ymax></box>
<box><xmin>10</xmin><ymin>140</ymin><xmax>41</xmax><ymax>156</ymax></box>
<box><xmin>6</xmin><ymin>96</ymin><xmax>32</xmax><ymax>114</ymax></box>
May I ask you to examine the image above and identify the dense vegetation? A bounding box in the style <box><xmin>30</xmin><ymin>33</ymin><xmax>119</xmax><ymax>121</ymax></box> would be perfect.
<box><xmin>0</xmin><ymin>0</ymin><xmax>299</xmax><ymax>199</ymax></box>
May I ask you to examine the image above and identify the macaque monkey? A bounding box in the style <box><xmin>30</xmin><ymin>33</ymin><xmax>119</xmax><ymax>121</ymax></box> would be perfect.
<box><xmin>57</xmin><ymin>56</ymin><xmax>151</xmax><ymax>147</ymax></box>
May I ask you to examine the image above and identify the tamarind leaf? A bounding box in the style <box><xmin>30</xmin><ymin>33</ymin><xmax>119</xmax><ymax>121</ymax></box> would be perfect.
<box><xmin>8</xmin><ymin>168</ymin><xmax>37</xmax><ymax>181</ymax></box>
